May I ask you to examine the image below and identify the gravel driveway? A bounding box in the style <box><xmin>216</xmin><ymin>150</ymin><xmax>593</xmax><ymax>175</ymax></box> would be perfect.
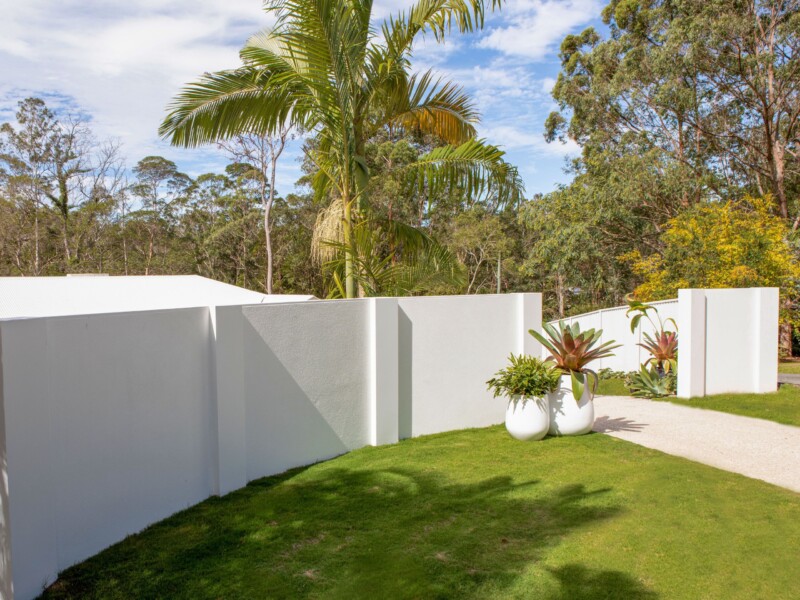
<box><xmin>593</xmin><ymin>395</ymin><xmax>800</xmax><ymax>493</ymax></box>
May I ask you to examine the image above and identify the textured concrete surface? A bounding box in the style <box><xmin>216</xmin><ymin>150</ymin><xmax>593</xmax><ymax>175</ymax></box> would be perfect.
<box><xmin>778</xmin><ymin>373</ymin><xmax>800</xmax><ymax>386</ymax></box>
<box><xmin>593</xmin><ymin>395</ymin><xmax>800</xmax><ymax>493</ymax></box>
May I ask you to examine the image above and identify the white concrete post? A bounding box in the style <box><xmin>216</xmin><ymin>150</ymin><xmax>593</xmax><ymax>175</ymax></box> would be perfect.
<box><xmin>369</xmin><ymin>298</ymin><xmax>399</xmax><ymax>446</ymax></box>
<box><xmin>753</xmin><ymin>288</ymin><xmax>779</xmax><ymax>393</ymax></box>
<box><xmin>516</xmin><ymin>293</ymin><xmax>543</xmax><ymax>357</ymax></box>
<box><xmin>212</xmin><ymin>306</ymin><xmax>248</xmax><ymax>496</ymax></box>
<box><xmin>677</xmin><ymin>289</ymin><xmax>706</xmax><ymax>398</ymax></box>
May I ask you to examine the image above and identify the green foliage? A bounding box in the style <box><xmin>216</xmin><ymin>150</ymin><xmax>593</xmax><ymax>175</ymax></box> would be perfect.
<box><xmin>529</xmin><ymin>322</ymin><xmax>621</xmax><ymax>400</ymax></box>
<box><xmin>597</xmin><ymin>368</ymin><xmax>627</xmax><ymax>380</ymax></box>
<box><xmin>537</xmin><ymin>0</ymin><xmax>800</xmax><ymax>327</ymax></box>
<box><xmin>159</xmin><ymin>0</ymin><xmax>520</xmax><ymax>297</ymax></box>
<box><xmin>486</xmin><ymin>354</ymin><xmax>561</xmax><ymax>399</ymax></box>
<box><xmin>625</xmin><ymin>366</ymin><xmax>676</xmax><ymax>398</ymax></box>
<box><xmin>322</xmin><ymin>217</ymin><xmax>466</xmax><ymax>297</ymax></box>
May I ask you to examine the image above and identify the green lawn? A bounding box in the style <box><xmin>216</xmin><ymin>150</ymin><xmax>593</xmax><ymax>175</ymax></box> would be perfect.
<box><xmin>42</xmin><ymin>427</ymin><xmax>800</xmax><ymax>600</ymax></box>
<box><xmin>778</xmin><ymin>360</ymin><xmax>800</xmax><ymax>374</ymax></box>
<box><xmin>597</xmin><ymin>377</ymin><xmax>800</xmax><ymax>427</ymax></box>
<box><xmin>596</xmin><ymin>377</ymin><xmax>630</xmax><ymax>396</ymax></box>
<box><xmin>663</xmin><ymin>386</ymin><xmax>800</xmax><ymax>427</ymax></box>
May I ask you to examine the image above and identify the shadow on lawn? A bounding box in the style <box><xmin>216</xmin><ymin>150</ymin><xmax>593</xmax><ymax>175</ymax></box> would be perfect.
<box><xmin>546</xmin><ymin>564</ymin><xmax>658</xmax><ymax>599</ymax></box>
<box><xmin>42</xmin><ymin>464</ymin><xmax>657</xmax><ymax>599</ymax></box>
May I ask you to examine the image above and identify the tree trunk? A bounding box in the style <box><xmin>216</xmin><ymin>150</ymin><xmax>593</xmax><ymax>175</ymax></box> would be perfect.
<box><xmin>343</xmin><ymin>196</ymin><xmax>356</xmax><ymax>299</ymax></box>
<box><xmin>264</xmin><ymin>156</ymin><xmax>278</xmax><ymax>294</ymax></box>
<box><xmin>780</xmin><ymin>322</ymin><xmax>793</xmax><ymax>358</ymax></box>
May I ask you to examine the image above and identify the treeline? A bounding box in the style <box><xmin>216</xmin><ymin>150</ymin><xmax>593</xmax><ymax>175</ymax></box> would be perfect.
<box><xmin>0</xmin><ymin>98</ymin><xmax>530</xmax><ymax>298</ymax></box>
<box><xmin>3</xmin><ymin>0</ymin><xmax>799</xmax><ymax>349</ymax></box>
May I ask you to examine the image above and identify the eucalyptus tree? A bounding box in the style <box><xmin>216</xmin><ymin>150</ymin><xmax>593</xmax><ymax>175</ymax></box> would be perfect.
<box><xmin>546</xmin><ymin>0</ymin><xmax>800</xmax><ymax>219</ymax></box>
<box><xmin>160</xmin><ymin>0</ymin><xmax>521</xmax><ymax>298</ymax></box>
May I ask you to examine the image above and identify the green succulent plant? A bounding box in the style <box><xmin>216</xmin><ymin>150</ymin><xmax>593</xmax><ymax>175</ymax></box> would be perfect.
<box><xmin>486</xmin><ymin>355</ymin><xmax>561</xmax><ymax>399</ymax></box>
<box><xmin>625</xmin><ymin>365</ymin><xmax>677</xmax><ymax>398</ymax></box>
<box><xmin>529</xmin><ymin>322</ymin><xmax>621</xmax><ymax>402</ymax></box>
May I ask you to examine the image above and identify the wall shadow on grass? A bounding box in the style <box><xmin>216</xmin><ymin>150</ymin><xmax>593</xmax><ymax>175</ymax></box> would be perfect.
<box><xmin>40</xmin><ymin>463</ymin><xmax>654</xmax><ymax>599</ymax></box>
<box><xmin>546</xmin><ymin>564</ymin><xmax>658</xmax><ymax>599</ymax></box>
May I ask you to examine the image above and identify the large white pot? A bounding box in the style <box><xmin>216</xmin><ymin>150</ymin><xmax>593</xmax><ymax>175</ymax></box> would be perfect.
<box><xmin>505</xmin><ymin>396</ymin><xmax>549</xmax><ymax>441</ymax></box>
<box><xmin>547</xmin><ymin>373</ymin><xmax>594</xmax><ymax>436</ymax></box>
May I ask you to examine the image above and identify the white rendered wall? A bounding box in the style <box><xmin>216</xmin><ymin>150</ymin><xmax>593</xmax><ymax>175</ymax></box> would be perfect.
<box><xmin>240</xmin><ymin>300</ymin><xmax>373</xmax><ymax>481</ymax></box>
<box><xmin>678</xmin><ymin>288</ymin><xmax>778</xmax><ymax>397</ymax></box>
<box><xmin>0</xmin><ymin>308</ymin><xmax>216</xmax><ymax>600</ymax></box>
<box><xmin>0</xmin><ymin>292</ymin><xmax>543</xmax><ymax>598</ymax></box>
<box><xmin>397</xmin><ymin>293</ymin><xmax>542</xmax><ymax>438</ymax></box>
<box><xmin>552</xmin><ymin>299</ymin><xmax>679</xmax><ymax>373</ymax></box>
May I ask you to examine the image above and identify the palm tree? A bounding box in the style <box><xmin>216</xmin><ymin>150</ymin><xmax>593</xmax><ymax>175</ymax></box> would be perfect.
<box><xmin>160</xmin><ymin>0</ymin><xmax>522</xmax><ymax>298</ymax></box>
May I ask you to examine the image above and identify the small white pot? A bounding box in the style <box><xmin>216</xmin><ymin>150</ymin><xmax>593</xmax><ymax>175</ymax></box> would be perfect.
<box><xmin>505</xmin><ymin>395</ymin><xmax>549</xmax><ymax>441</ymax></box>
<box><xmin>547</xmin><ymin>373</ymin><xmax>594</xmax><ymax>436</ymax></box>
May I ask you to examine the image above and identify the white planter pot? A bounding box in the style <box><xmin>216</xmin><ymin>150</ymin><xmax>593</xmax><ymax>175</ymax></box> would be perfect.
<box><xmin>547</xmin><ymin>373</ymin><xmax>594</xmax><ymax>436</ymax></box>
<box><xmin>505</xmin><ymin>396</ymin><xmax>549</xmax><ymax>441</ymax></box>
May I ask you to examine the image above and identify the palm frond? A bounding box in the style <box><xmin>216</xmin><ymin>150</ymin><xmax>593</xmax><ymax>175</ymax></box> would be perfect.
<box><xmin>393</xmin><ymin>138</ymin><xmax>524</xmax><ymax>207</ymax></box>
<box><xmin>159</xmin><ymin>68</ymin><xmax>301</xmax><ymax>147</ymax></box>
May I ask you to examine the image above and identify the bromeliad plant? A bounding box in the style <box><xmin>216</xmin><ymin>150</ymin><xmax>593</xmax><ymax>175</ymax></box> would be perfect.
<box><xmin>529</xmin><ymin>322</ymin><xmax>621</xmax><ymax>402</ymax></box>
<box><xmin>626</xmin><ymin>296</ymin><xmax>678</xmax><ymax>375</ymax></box>
<box><xmin>625</xmin><ymin>365</ymin><xmax>677</xmax><ymax>398</ymax></box>
<box><xmin>486</xmin><ymin>355</ymin><xmax>561</xmax><ymax>399</ymax></box>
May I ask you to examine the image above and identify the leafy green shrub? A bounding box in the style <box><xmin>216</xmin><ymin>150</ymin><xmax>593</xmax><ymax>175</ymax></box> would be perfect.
<box><xmin>625</xmin><ymin>366</ymin><xmax>676</xmax><ymax>398</ymax></box>
<box><xmin>487</xmin><ymin>355</ymin><xmax>561</xmax><ymax>399</ymax></box>
<box><xmin>598</xmin><ymin>368</ymin><xmax>627</xmax><ymax>380</ymax></box>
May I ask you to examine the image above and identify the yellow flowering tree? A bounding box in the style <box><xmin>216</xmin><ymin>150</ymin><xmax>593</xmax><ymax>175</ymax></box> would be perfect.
<box><xmin>625</xmin><ymin>197</ymin><xmax>800</xmax><ymax>299</ymax></box>
<box><xmin>623</xmin><ymin>197</ymin><xmax>800</xmax><ymax>354</ymax></box>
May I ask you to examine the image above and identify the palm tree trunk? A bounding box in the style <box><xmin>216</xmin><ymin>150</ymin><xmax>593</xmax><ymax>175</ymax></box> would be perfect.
<box><xmin>343</xmin><ymin>195</ymin><xmax>356</xmax><ymax>299</ymax></box>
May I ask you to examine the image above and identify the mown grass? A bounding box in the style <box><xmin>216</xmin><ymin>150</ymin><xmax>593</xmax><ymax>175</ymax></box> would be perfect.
<box><xmin>664</xmin><ymin>385</ymin><xmax>800</xmax><ymax>427</ymax></box>
<box><xmin>42</xmin><ymin>427</ymin><xmax>800</xmax><ymax>600</ymax></box>
<box><xmin>597</xmin><ymin>376</ymin><xmax>800</xmax><ymax>427</ymax></box>
<box><xmin>778</xmin><ymin>360</ymin><xmax>800</xmax><ymax>374</ymax></box>
<box><xmin>596</xmin><ymin>377</ymin><xmax>630</xmax><ymax>396</ymax></box>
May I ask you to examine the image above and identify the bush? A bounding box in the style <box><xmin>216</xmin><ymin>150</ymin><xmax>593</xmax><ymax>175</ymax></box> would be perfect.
<box><xmin>487</xmin><ymin>355</ymin><xmax>561</xmax><ymax>399</ymax></box>
<box><xmin>625</xmin><ymin>366</ymin><xmax>676</xmax><ymax>398</ymax></box>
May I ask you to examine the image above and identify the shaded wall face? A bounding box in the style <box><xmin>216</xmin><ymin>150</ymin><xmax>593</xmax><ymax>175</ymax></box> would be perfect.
<box><xmin>0</xmin><ymin>308</ymin><xmax>216</xmax><ymax>600</ymax></box>
<box><xmin>240</xmin><ymin>301</ymin><xmax>372</xmax><ymax>481</ymax></box>
<box><xmin>0</xmin><ymin>330</ymin><xmax>13</xmax><ymax>600</ymax></box>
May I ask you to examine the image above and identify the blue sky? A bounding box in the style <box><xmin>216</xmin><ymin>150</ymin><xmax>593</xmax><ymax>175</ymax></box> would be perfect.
<box><xmin>0</xmin><ymin>0</ymin><xmax>603</xmax><ymax>197</ymax></box>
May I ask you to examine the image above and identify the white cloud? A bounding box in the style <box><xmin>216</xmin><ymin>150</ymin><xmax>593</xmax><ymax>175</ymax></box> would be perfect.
<box><xmin>479</xmin><ymin>0</ymin><xmax>599</xmax><ymax>59</ymax></box>
<box><xmin>479</xmin><ymin>124</ymin><xmax>579</xmax><ymax>156</ymax></box>
<box><xmin>1</xmin><ymin>0</ymin><xmax>594</xmax><ymax>197</ymax></box>
<box><xmin>0</xmin><ymin>0</ymin><xmax>272</xmax><ymax>177</ymax></box>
